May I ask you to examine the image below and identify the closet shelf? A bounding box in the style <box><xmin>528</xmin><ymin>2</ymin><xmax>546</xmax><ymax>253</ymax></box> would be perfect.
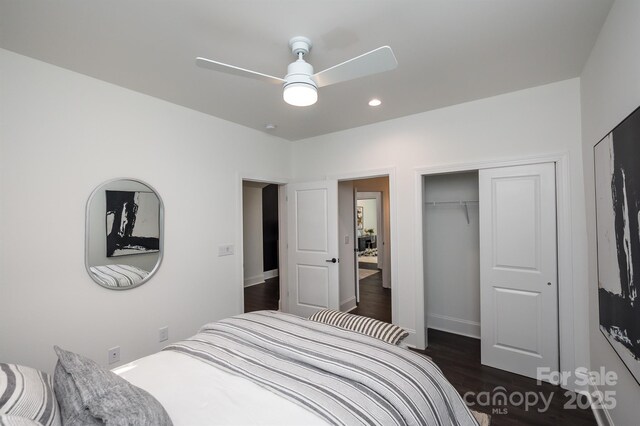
<box><xmin>425</xmin><ymin>200</ymin><xmax>478</xmax><ymax>224</ymax></box>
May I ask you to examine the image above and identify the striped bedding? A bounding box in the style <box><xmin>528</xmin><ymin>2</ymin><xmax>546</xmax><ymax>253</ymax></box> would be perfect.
<box><xmin>163</xmin><ymin>311</ymin><xmax>478</xmax><ymax>426</ymax></box>
<box><xmin>89</xmin><ymin>264</ymin><xmax>149</xmax><ymax>288</ymax></box>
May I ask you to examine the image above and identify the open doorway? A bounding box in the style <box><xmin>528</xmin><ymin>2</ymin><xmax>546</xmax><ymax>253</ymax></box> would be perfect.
<box><xmin>242</xmin><ymin>180</ymin><xmax>280</xmax><ymax>313</ymax></box>
<box><xmin>337</xmin><ymin>176</ymin><xmax>392</xmax><ymax>323</ymax></box>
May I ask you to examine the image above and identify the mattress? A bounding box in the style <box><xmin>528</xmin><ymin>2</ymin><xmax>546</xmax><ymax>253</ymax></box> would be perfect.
<box><xmin>113</xmin><ymin>350</ymin><xmax>327</xmax><ymax>426</ymax></box>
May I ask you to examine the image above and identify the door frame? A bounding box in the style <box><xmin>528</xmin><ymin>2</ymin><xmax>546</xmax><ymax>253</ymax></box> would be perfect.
<box><xmin>237</xmin><ymin>173</ymin><xmax>289</xmax><ymax>315</ymax></box>
<box><xmin>328</xmin><ymin>168</ymin><xmax>399</xmax><ymax>328</ymax></box>
<box><xmin>414</xmin><ymin>153</ymin><xmax>579</xmax><ymax>391</ymax></box>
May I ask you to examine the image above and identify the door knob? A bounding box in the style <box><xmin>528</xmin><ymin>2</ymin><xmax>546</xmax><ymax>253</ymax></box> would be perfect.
<box><xmin>326</xmin><ymin>258</ymin><xmax>338</xmax><ymax>263</ymax></box>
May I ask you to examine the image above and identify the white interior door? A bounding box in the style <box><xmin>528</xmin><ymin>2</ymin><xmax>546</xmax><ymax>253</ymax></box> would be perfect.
<box><xmin>353</xmin><ymin>190</ymin><xmax>360</xmax><ymax>304</ymax></box>
<box><xmin>287</xmin><ymin>180</ymin><xmax>340</xmax><ymax>317</ymax></box>
<box><xmin>479</xmin><ymin>163</ymin><xmax>558</xmax><ymax>381</ymax></box>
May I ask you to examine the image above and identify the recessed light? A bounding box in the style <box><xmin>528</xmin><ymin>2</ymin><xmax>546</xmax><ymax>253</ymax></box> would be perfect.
<box><xmin>368</xmin><ymin>98</ymin><xmax>382</xmax><ymax>107</ymax></box>
<box><xmin>265</xmin><ymin>124</ymin><xmax>277</xmax><ymax>130</ymax></box>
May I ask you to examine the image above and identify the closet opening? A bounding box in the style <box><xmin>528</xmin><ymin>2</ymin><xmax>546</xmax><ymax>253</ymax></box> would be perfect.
<box><xmin>423</xmin><ymin>172</ymin><xmax>481</xmax><ymax>340</ymax></box>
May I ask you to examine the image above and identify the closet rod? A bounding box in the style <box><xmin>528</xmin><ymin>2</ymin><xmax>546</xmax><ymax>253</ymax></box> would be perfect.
<box><xmin>424</xmin><ymin>200</ymin><xmax>479</xmax><ymax>206</ymax></box>
<box><xmin>425</xmin><ymin>200</ymin><xmax>478</xmax><ymax>224</ymax></box>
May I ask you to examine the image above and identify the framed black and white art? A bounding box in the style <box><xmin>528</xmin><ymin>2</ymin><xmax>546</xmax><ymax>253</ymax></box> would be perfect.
<box><xmin>594</xmin><ymin>105</ymin><xmax>640</xmax><ymax>385</ymax></box>
<box><xmin>106</xmin><ymin>190</ymin><xmax>160</xmax><ymax>257</ymax></box>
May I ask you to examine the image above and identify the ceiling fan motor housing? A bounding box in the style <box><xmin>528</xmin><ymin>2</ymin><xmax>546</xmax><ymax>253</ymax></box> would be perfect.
<box><xmin>284</xmin><ymin>59</ymin><xmax>317</xmax><ymax>89</ymax></box>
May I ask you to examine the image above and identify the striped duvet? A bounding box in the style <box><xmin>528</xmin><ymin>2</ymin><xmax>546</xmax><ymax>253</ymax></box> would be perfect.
<box><xmin>164</xmin><ymin>311</ymin><xmax>478</xmax><ymax>426</ymax></box>
<box><xmin>89</xmin><ymin>264</ymin><xmax>149</xmax><ymax>288</ymax></box>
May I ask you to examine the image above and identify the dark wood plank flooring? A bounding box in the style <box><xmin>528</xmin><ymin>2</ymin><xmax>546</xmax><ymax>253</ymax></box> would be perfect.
<box><xmin>417</xmin><ymin>330</ymin><xmax>596</xmax><ymax>425</ymax></box>
<box><xmin>351</xmin><ymin>269</ymin><xmax>391</xmax><ymax>323</ymax></box>
<box><xmin>244</xmin><ymin>277</ymin><xmax>279</xmax><ymax>313</ymax></box>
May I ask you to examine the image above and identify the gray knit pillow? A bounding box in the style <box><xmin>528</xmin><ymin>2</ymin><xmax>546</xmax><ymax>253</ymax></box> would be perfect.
<box><xmin>308</xmin><ymin>309</ymin><xmax>409</xmax><ymax>345</ymax></box>
<box><xmin>53</xmin><ymin>346</ymin><xmax>172</xmax><ymax>426</ymax></box>
<box><xmin>0</xmin><ymin>364</ymin><xmax>61</xmax><ymax>426</ymax></box>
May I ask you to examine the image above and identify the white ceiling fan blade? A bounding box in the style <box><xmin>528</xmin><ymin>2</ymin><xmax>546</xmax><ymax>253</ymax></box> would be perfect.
<box><xmin>313</xmin><ymin>46</ymin><xmax>398</xmax><ymax>88</ymax></box>
<box><xmin>196</xmin><ymin>57</ymin><xmax>285</xmax><ymax>85</ymax></box>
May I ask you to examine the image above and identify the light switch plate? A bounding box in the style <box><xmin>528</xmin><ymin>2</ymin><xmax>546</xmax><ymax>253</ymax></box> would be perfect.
<box><xmin>158</xmin><ymin>326</ymin><xmax>169</xmax><ymax>342</ymax></box>
<box><xmin>218</xmin><ymin>244</ymin><xmax>234</xmax><ymax>256</ymax></box>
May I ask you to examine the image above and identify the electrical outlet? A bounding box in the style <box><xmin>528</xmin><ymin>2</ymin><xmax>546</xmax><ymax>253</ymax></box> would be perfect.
<box><xmin>158</xmin><ymin>326</ymin><xmax>169</xmax><ymax>342</ymax></box>
<box><xmin>344</xmin><ymin>235</ymin><xmax>350</xmax><ymax>244</ymax></box>
<box><xmin>108</xmin><ymin>346</ymin><xmax>120</xmax><ymax>364</ymax></box>
<box><xmin>218</xmin><ymin>244</ymin><xmax>234</xmax><ymax>256</ymax></box>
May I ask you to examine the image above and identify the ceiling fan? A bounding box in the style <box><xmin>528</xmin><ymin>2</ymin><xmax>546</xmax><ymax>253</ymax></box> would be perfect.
<box><xmin>196</xmin><ymin>36</ymin><xmax>398</xmax><ymax>107</ymax></box>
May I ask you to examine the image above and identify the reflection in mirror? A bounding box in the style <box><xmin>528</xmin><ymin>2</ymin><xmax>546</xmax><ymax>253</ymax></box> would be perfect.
<box><xmin>86</xmin><ymin>178</ymin><xmax>164</xmax><ymax>290</ymax></box>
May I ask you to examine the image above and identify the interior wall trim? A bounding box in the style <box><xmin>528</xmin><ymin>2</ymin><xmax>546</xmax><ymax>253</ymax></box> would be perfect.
<box><xmin>588</xmin><ymin>383</ymin><xmax>614</xmax><ymax>426</ymax></box>
<box><xmin>264</xmin><ymin>269</ymin><xmax>279</xmax><ymax>279</ymax></box>
<box><xmin>244</xmin><ymin>274</ymin><xmax>265</xmax><ymax>287</ymax></box>
<box><xmin>427</xmin><ymin>313</ymin><xmax>481</xmax><ymax>339</ymax></box>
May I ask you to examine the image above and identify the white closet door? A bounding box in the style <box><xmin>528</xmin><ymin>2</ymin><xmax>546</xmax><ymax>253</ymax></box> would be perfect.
<box><xmin>479</xmin><ymin>163</ymin><xmax>558</xmax><ymax>381</ymax></box>
<box><xmin>287</xmin><ymin>180</ymin><xmax>340</xmax><ymax>317</ymax></box>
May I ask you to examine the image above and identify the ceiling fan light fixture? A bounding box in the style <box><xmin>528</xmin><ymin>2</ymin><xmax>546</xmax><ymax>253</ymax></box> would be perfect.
<box><xmin>283</xmin><ymin>82</ymin><xmax>318</xmax><ymax>107</ymax></box>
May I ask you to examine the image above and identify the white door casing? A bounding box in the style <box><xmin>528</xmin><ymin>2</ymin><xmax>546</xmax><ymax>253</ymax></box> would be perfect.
<box><xmin>479</xmin><ymin>163</ymin><xmax>558</xmax><ymax>381</ymax></box>
<box><xmin>287</xmin><ymin>180</ymin><xmax>340</xmax><ymax>317</ymax></box>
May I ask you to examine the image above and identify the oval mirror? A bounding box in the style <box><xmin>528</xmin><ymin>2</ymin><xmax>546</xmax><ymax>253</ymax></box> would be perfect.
<box><xmin>85</xmin><ymin>178</ymin><xmax>164</xmax><ymax>290</ymax></box>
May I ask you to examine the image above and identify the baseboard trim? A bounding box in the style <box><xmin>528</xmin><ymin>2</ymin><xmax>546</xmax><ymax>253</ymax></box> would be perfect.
<box><xmin>264</xmin><ymin>269</ymin><xmax>279</xmax><ymax>279</ymax></box>
<box><xmin>427</xmin><ymin>313</ymin><xmax>480</xmax><ymax>339</ymax></box>
<box><xmin>244</xmin><ymin>274</ymin><xmax>265</xmax><ymax>287</ymax></box>
<box><xmin>340</xmin><ymin>297</ymin><xmax>357</xmax><ymax>313</ymax></box>
<box><xmin>586</xmin><ymin>383</ymin><xmax>614</xmax><ymax>426</ymax></box>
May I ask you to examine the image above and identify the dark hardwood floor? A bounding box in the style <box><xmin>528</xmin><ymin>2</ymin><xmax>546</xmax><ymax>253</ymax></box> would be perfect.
<box><xmin>351</xmin><ymin>268</ymin><xmax>391</xmax><ymax>323</ymax></box>
<box><xmin>417</xmin><ymin>330</ymin><xmax>597</xmax><ymax>425</ymax></box>
<box><xmin>244</xmin><ymin>276</ymin><xmax>279</xmax><ymax>313</ymax></box>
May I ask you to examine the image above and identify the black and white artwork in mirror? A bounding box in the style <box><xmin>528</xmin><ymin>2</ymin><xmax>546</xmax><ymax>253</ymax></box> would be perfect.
<box><xmin>594</xmin><ymin>105</ymin><xmax>640</xmax><ymax>385</ymax></box>
<box><xmin>106</xmin><ymin>190</ymin><xmax>160</xmax><ymax>257</ymax></box>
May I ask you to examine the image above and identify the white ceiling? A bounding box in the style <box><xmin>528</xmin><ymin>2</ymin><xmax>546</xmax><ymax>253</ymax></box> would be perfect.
<box><xmin>0</xmin><ymin>0</ymin><xmax>612</xmax><ymax>141</ymax></box>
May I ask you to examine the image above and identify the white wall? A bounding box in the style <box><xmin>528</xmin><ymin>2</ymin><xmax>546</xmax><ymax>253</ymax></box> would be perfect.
<box><xmin>580</xmin><ymin>1</ymin><xmax>640</xmax><ymax>424</ymax></box>
<box><xmin>356</xmin><ymin>199</ymin><xmax>377</xmax><ymax>235</ymax></box>
<box><xmin>338</xmin><ymin>181</ymin><xmax>356</xmax><ymax>311</ymax></box>
<box><xmin>424</xmin><ymin>172</ymin><xmax>480</xmax><ymax>338</ymax></box>
<box><xmin>242</xmin><ymin>183</ymin><xmax>265</xmax><ymax>287</ymax></box>
<box><xmin>0</xmin><ymin>49</ymin><xmax>292</xmax><ymax>373</ymax></box>
<box><xmin>291</xmin><ymin>78</ymin><xmax>587</xmax><ymax>354</ymax></box>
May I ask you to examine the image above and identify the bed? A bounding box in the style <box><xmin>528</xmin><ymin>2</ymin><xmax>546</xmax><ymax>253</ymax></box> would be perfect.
<box><xmin>1</xmin><ymin>310</ymin><xmax>485</xmax><ymax>425</ymax></box>
<box><xmin>113</xmin><ymin>311</ymin><xmax>482</xmax><ymax>426</ymax></box>
<box><xmin>88</xmin><ymin>264</ymin><xmax>149</xmax><ymax>288</ymax></box>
